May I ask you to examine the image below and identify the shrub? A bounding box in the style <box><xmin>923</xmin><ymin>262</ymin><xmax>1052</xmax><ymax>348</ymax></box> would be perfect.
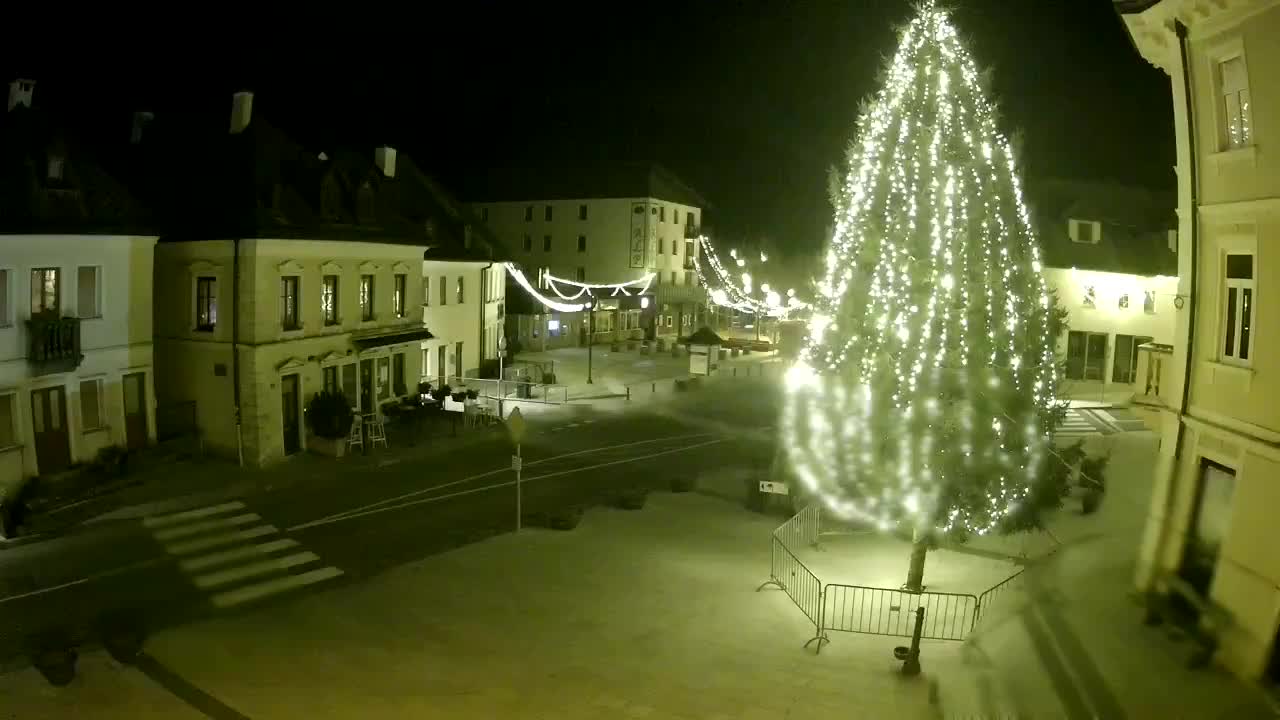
<box><xmin>305</xmin><ymin>391</ymin><xmax>354</xmax><ymax>439</ymax></box>
<box><xmin>92</xmin><ymin>445</ymin><xmax>130</xmax><ymax>479</ymax></box>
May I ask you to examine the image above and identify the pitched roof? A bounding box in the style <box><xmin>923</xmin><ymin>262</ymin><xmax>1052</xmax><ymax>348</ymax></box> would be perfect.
<box><xmin>682</xmin><ymin>327</ymin><xmax>725</xmax><ymax>346</ymax></box>
<box><xmin>464</xmin><ymin>163</ymin><xmax>709</xmax><ymax>210</ymax></box>
<box><xmin>1025</xmin><ymin>177</ymin><xmax>1176</xmax><ymax>277</ymax></box>
<box><xmin>0</xmin><ymin>102</ymin><xmax>154</xmax><ymax>235</ymax></box>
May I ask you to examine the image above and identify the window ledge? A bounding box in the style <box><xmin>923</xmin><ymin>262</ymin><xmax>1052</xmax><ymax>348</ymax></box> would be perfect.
<box><xmin>1203</xmin><ymin>359</ymin><xmax>1254</xmax><ymax>386</ymax></box>
<box><xmin>83</xmin><ymin>426</ymin><xmax>109</xmax><ymax>435</ymax></box>
<box><xmin>1209</xmin><ymin>146</ymin><xmax>1257</xmax><ymax>167</ymax></box>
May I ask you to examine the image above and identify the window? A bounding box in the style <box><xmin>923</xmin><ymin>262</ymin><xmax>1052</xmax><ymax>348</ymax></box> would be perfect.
<box><xmin>665</xmin><ymin>315</ymin><xmax>673</xmax><ymax>328</ymax></box>
<box><xmin>685</xmin><ymin>271</ymin><xmax>695</xmax><ymax>286</ymax></box>
<box><xmin>1222</xmin><ymin>253</ymin><xmax>1254</xmax><ymax>364</ymax></box>
<box><xmin>1069</xmin><ymin>219</ymin><xmax>1100</xmax><ymax>244</ymax></box>
<box><xmin>687</xmin><ymin>212</ymin><xmax>697</xmax><ymax>227</ymax></box>
<box><xmin>672</xmin><ymin>240</ymin><xmax>679</xmax><ymax>255</ymax></box>
<box><xmin>322</xmin><ymin>275</ymin><xmax>339</xmax><ymax>325</ymax></box>
<box><xmin>456</xmin><ymin>276</ymin><xmax>465</xmax><ymax>304</ymax></box>
<box><xmin>394</xmin><ymin>274</ymin><xmax>407</xmax><ymax>318</ymax></box>
<box><xmin>543</xmin><ymin>235</ymin><xmax>552</xmax><ymax>252</ymax></box>
<box><xmin>393</xmin><ymin>353</ymin><xmax>407</xmax><ymax>396</ymax></box>
<box><xmin>576</xmin><ymin>267</ymin><xmax>586</xmax><ymax>282</ymax></box>
<box><xmin>323</xmin><ymin>365</ymin><xmax>338</xmax><ymax>394</ymax></box>
<box><xmin>0</xmin><ymin>270</ymin><xmax>10</xmax><ymax>327</ymax></box>
<box><xmin>577</xmin><ymin>235</ymin><xmax>587</xmax><ymax>253</ymax></box>
<box><xmin>659</xmin><ymin>206</ymin><xmax>666</xmax><ymax>222</ymax></box>
<box><xmin>1144</xmin><ymin>290</ymin><xmax>1156</xmax><ymax>315</ymax></box>
<box><xmin>360</xmin><ymin>274</ymin><xmax>375</xmax><ymax>321</ymax></box>
<box><xmin>377</xmin><ymin>356</ymin><xmax>391</xmax><ymax>400</ymax></box>
<box><xmin>80</xmin><ymin>379</ymin><xmax>103</xmax><ymax>430</ymax></box>
<box><xmin>342</xmin><ymin>363</ymin><xmax>357</xmax><ymax>405</ymax></box>
<box><xmin>578</xmin><ymin>204</ymin><xmax>588</xmax><ymax>220</ymax></box>
<box><xmin>1184</xmin><ymin>459</ymin><xmax>1237</xmax><ymax>596</ymax></box>
<box><xmin>0</xmin><ymin>393</ymin><xmax>15</xmax><ymax>449</ymax></box>
<box><xmin>480</xmin><ymin>207</ymin><xmax>489</xmax><ymax>222</ymax></box>
<box><xmin>1219</xmin><ymin>56</ymin><xmax>1252</xmax><ymax>149</ymax></box>
<box><xmin>77</xmin><ymin>266</ymin><xmax>101</xmax><ymax>318</ymax></box>
<box><xmin>1066</xmin><ymin>331</ymin><xmax>1108</xmax><ymax>381</ymax></box>
<box><xmin>482</xmin><ymin>269</ymin><xmax>490</xmax><ymax>304</ymax></box>
<box><xmin>523</xmin><ymin>234</ymin><xmax>533</xmax><ymax>252</ymax></box>
<box><xmin>670</xmin><ymin>271</ymin><xmax>677</xmax><ymax>285</ymax></box>
<box><xmin>673</xmin><ymin>209</ymin><xmax>680</xmax><ymax>224</ymax></box>
<box><xmin>195</xmin><ymin>276</ymin><xmax>217</xmax><ymax>331</ymax></box>
<box><xmin>544</xmin><ymin>205</ymin><xmax>553</xmax><ymax>221</ymax></box>
<box><xmin>280</xmin><ymin>276</ymin><xmax>300</xmax><ymax>329</ymax></box>
<box><xmin>1082</xmin><ymin>285</ymin><xmax>1096</xmax><ymax>309</ymax></box>
<box><xmin>423</xmin><ymin>277</ymin><xmax>430</xmax><ymax>307</ymax></box>
<box><xmin>439</xmin><ymin>275</ymin><xmax>448</xmax><ymax>305</ymax></box>
<box><xmin>31</xmin><ymin>267</ymin><xmax>59</xmax><ymax>314</ymax></box>
<box><xmin>685</xmin><ymin>239</ymin><xmax>695</xmax><ymax>259</ymax></box>
<box><xmin>653</xmin><ymin>271</ymin><xmax>661</xmax><ymax>285</ymax></box>
<box><xmin>524</xmin><ymin>206</ymin><xmax>533</xmax><ymax>221</ymax></box>
<box><xmin>1112</xmin><ymin>334</ymin><xmax>1153</xmax><ymax>384</ymax></box>
<box><xmin>658</xmin><ymin>239</ymin><xmax>665</xmax><ymax>254</ymax></box>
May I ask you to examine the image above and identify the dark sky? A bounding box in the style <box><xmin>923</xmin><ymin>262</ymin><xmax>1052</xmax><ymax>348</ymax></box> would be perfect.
<box><xmin>13</xmin><ymin>0</ymin><xmax>1172</xmax><ymax>257</ymax></box>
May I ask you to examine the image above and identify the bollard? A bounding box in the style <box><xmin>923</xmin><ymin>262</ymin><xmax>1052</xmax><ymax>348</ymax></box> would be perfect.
<box><xmin>895</xmin><ymin>607</ymin><xmax>925</xmax><ymax>676</ymax></box>
<box><xmin>626</xmin><ymin>386</ymin><xmax>631</xmax><ymax>401</ymax></box>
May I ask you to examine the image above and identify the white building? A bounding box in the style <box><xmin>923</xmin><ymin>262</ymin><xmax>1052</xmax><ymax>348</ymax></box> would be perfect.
<box><xmin>1</xmin><ymin>80</ymin><xmax>158</xmax><ymax>498</ymax></box>
<box><xmin>420</xmin><ymin>258</ymin><xmax>506</xmax><ymax>387</ymax></box>
<box><xmin>1028</xmin><ymin>178</ymin><xmax>1178</xmax><ymax>390</ymax></box>
<box><xmin>470</xmin><ymin>165</ymin><xmax>707</xmax><ymax>347</ymax></box>
<box><xmin>1117</xmin><ymin>0</ymin><xmax>1280</xmax><ymax>686</ymax></box>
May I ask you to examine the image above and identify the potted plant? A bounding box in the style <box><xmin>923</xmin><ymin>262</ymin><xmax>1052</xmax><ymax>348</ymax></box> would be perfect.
<box><xmin>466</xmin><ymin>389</ymin><xmax>479</xmax><ymax>401</ymax></box>
<box><xmin>1079</xmin><ymin>454</ymin><xmax>1109</xmax><ymax>515</ymax></box>
<box><xmin>617</xmin><ymin>487</ymin><xmax>648</xmax><ymax>510</ymax></box>
<box><xmin>305</xmin><ymin>391</ymin><xmax>355</xmax><ymax>457</ymax></box>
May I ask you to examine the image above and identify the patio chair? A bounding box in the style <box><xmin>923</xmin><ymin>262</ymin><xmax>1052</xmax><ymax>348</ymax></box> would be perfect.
<box><xmin>347</xmin><ymin>415</ymin><xmax>364</xmax><ymax>452</ymax></box>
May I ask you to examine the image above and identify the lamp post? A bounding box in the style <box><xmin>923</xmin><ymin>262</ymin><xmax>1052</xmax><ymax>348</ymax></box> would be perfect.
<box><xmin>586</xmin><ymin>297</ymin><xmax>594</xmax><ymax>385</ymax></box>
<box><xmin>497</xmin><ymin>335</ymin><xmax>506</xmax><ymax>420</ymax></box>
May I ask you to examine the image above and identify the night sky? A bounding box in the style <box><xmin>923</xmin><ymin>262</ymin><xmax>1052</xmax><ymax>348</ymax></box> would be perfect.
<box><xmin>13</xmin><ymin>0</ymin><xmax>1172</xmax><ymax>258</ymax></box>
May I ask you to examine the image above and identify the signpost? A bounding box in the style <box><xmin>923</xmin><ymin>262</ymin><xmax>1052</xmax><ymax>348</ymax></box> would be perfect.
<box><xmin>506</xmin><ymin>406</ymin><xmax>526</xmax><ymax>531</ymax></box>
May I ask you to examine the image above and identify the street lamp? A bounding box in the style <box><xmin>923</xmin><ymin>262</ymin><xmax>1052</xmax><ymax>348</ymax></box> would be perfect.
<box><xmin>497</xmin><ymin>335</ymin><xmax>507</xmax><ymax>420</ymax></box>
<box><xmin>585</xmin><ymin>298</ymin><xmax>595</xmax><ymax>385</ymax></box>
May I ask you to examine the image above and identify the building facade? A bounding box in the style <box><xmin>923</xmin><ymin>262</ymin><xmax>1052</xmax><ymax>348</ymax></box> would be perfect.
<box><xmin>1118</xmin><ymin>0</ymin><xmax>1280</xmax><ymax>685</ymax></box>
<box><xmin>421</xmin><ymin>259</ymin><xmax>506</xmax><ymax>386</ymax></box>
<box><xmin>1029</xmin><ymin>179</ymin><xmax>1179</xmax><ymax>389</ymax></box>
<box><xmin>470</xmin><ymin>165</ymin><xmax>707</xmax><ymax>347</ymax></box>
<box><xmin>1</xmin><ymin>80</ymin><xmax>158</xmax><ymax>500</ymax></box>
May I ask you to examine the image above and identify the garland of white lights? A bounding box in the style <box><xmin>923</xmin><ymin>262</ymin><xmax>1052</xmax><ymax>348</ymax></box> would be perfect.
<box><xmin>505</xmin><ymin>263</ymin><xmax>585</xmax><ymax>312</ymax></box>
<box><xmin>693</xmin><ymin>235</ymin><xmax>808</xmax><ymax>318</ymax></box>
<box><xmin>545</xmin><ymin>272</ymin><xmax>654</xmax><ymax>301</ymax></box>
<box><xmin>781</xmin><ymin>2</ymin><xmax>1061</xmax><ymax>540</ymax></box>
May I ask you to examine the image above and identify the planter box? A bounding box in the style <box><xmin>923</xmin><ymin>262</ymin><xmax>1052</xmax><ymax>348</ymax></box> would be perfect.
<box><xmin>307</xmin><ymin>434</ymin><xmax>347</xmax><ymax>458</ymax></box>
<box><xmin>656</xmin><ymin>339</ymin><xmax>667</xmax><ymax>352</ymax></box>
<box><xmin>617</xmin><ymin>488</ymin><xmax>648</xmax><ymax>510</ymax></box>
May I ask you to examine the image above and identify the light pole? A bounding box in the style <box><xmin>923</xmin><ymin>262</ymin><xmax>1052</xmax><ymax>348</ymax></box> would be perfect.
<box><xmin>586</xmin><ymin>298</ymin><xmax>594</xmax><ymax>385</ymax></box>
<box><xmin>497</xmin><ymin>335</ymin><xmax>506</xmax><ymax>420</ymax></box>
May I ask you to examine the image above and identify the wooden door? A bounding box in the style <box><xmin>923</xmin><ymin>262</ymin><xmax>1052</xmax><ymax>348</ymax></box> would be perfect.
<box><xmin>31</xmin><ymin>386</ymin><xmax>71</xmax><ymax>474</ymax></box>
<box><xmin>281</xmin><ymin>373</ymin><xmax>301</xmax><ymax>455</ymax></box>
<box><xmin>123</xmin><ymin>372</ymin><xmax>148</xmax><ymax>450</ymax></box>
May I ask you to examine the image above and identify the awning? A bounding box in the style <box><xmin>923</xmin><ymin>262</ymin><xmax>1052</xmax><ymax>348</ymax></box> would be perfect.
<box><xmin>352</xmin><ymin>327</ymin><xmax>434</xmax><ymax>351</ymax></box>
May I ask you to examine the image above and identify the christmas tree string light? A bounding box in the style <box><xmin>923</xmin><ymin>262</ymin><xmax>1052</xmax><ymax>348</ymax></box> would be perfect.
<box><xmin>782</xmin><ymin>1</ymin><xmax>1064</xmax><ymax>545</ymax></box>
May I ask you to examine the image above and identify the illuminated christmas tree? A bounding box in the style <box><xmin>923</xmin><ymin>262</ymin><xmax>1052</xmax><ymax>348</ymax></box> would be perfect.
<box><xmin>782</xmin><ymin>1</ymin><xmax>1066</xmax><ymax>591</ymax></box>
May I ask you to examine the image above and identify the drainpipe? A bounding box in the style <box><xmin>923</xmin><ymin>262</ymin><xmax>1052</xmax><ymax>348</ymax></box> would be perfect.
<box><xmin>1153</xmin><ymin>19</ymin><xmax>1200</xmax><ymax>589</ymax></box>
<box><xmin>233</xmin><ymin>238</ymin><xmax>244</xmax><ymax>467</ymax></box>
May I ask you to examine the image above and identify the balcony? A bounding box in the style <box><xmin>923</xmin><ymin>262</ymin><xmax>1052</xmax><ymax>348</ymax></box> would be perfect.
<box><xmin>27</xmin><ymin>312</ymin><xmax>83</xmax><ymax>375</ymax></box>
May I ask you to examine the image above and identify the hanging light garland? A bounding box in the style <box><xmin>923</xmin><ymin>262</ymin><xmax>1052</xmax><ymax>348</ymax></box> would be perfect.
<box><xmin>693</xmin><ymin>235</ymin><xmax>809</xmax><ymax>318</ymax></box>
<box><xmin>505</xmin><ymin>263</ymin><xmax>657</xmax><ymax>312</ymax></box>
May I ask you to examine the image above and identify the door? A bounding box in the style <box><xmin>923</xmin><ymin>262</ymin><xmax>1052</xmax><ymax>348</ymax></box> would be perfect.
<box><xmin>1112</xmin><ymin>335</ymin><xmax>1153</xmax><ymax>385</ymax></box>
<box><xmin>281</xmin><ymin>373</ymin><xmax>301</xmax><ymax>455</ymax></box>
<box><xmin>359</xmin><ymin>359</ymin><xmax>374</xmax><ymax>413</ymax></box>
<box><xmin>30</xmin><ymin>386</ymin><xmax>71</xmax><ymax>474</ymax></box>
<box><xmin>437</xmin><ymin>346</ymin><xmax>446</xmax><ymax>387</ymax></box>
<box><xmin>123</xmin><ymin>372</ymin><xmax>148</xmax><ymax>450</ymax></box>
<box><xmin>454</xmin><ymin>341</ymin><xmax>463</xmax><ymax>380</ymax></box>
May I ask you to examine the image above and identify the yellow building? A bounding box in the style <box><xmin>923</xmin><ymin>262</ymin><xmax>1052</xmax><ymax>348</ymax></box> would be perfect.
<box><xmin>1117</xmin><ymin>0</ymin><xmax>1280</xmax><ymax>684</ymax></box>
<box><xmin>149</xmin><ymin>93</ymin><xmax>503</xmax><ymax>466</ymax></box>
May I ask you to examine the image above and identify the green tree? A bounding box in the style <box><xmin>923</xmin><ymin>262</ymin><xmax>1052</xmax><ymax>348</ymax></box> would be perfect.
<box><xmin>782</xmin><ymin>1</ymin><xmax>1067</xmax><ymax>591</ymax></box>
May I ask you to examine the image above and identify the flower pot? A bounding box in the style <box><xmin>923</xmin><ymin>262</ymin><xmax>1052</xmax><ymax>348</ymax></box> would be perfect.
<box><xmin>307</xmin><ymin>433</ymin><xmax>347</xmax><ymax>458</ymax></box>
<box><xmin>617</xmin><ymin>488</ymin><xmax>648</xmax><ymax>510</ymax></box>
<box><xmin>31</xmin><ymin>645</ymin><xmax>77</xmax><ymax>687</ymax></box>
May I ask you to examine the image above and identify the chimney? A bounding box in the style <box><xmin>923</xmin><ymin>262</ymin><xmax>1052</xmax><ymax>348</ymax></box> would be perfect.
<box><xmin>7</xmin><ymin>78</ymin><xmax>35</xmax><ymax>112</ymax></box>
<box><xmin>230</xmin><ymin>91</ymin><xmax>253</xmax><ymax>134</ymax></box>
<box><xmin>131</xmin><ymin>111</ymin><xmax>154</xmax><ymax>144</ymax></box>
<box><xmin>374</xmin><ymin>146</ymin><xmax>397</xmax><ymax>178</ymax></box>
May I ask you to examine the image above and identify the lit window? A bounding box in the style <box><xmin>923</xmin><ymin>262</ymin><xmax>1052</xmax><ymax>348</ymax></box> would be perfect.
<box><xmin>1069</xmin><ymin>219</ymin><xmax>1100</xmax><ymax>244</ymax></box>
<box><xmin>196</xmin><ymin>276</ymin><xmax>217</xmax><ymax>331</ymax></box>
<box><xmin>360</xmin><ymin>274</ymin><xmax>375</xmax><ymax>321</ymax></box>
<box><xmin>322</xmin><ymin>275</ymin><xmax>339</xmax><ymax>325</ymax></box>
<box><xmin>1220</xmin><ymin>56</ymin><xmax>1252</xmax><ymax>149</ymax></box>
<box><xmin>30</xmin><ymin>267</ymin><xmax>59</xmax><ymax>315</ymax></box>
<box><xmin>280</xmin><ymin>276</ymin><xmax>300</xmax><ymax>330</ymax></box>
<box><xmin>456</xmin><ymin>276</ymin><xmax>465</xmax><ymax>304</ymax></box>
<box><xmin>394</xmin><ymin>274</ymin><xmax>407</xmax><ymax>318</ymax></box>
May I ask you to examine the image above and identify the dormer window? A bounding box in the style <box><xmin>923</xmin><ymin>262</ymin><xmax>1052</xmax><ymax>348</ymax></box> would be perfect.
<box><xmin>1069</xmin><ymin>219</ymin><xmax>1101</xmax><ymax>245</ymax></box>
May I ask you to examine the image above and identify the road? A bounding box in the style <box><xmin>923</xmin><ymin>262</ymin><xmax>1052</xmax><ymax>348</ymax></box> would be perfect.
<box><xmin>0</xmin><ymin>378</ymin><xmax>781</xmax><ymax>673</ymax></box>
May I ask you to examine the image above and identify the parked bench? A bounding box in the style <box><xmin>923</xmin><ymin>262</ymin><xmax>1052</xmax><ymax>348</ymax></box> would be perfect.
<box><xmin>1143</xmin><ymin>571</ymin><xmax>1228</xmax><ymax>669</ymax></box>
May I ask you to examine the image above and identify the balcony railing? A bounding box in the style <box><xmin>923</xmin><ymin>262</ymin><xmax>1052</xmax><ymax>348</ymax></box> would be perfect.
<box><xmin>27</xmin><ymin>312</ymin><xmax>83</xmax><ymax>375</ymax></box>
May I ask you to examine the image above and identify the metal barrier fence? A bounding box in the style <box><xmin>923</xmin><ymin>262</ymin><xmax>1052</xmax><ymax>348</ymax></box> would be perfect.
<box><xmin>821</xmin><ymin>585</ymin><xmax>977</xmax><ymax>646</ymax></box>
<box><xmin>447</xmin><ymin>376</ymin><xmax>569</xmax><ymax>405</ymax></box>
<box><xmin>624</xmin><ymin>362</ymin><xmax>782</xmax><ymax>400</ymax></box>
<box><xmin>974</xmin><ymin>567</ymin><xmax>1025</xmax><ymax>626</ymax></box>
<box><xmin>759</xmin><ymin>535</ymin><xmax>827</xmax><ymax>649</ymax></box>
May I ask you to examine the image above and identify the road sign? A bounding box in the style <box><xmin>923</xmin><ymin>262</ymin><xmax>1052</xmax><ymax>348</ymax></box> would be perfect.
<box><xmin>511</xmin><ymin>455</ymin><xmax>522</xmax><ymax>472</ymax></box>
<box><xmin>759</xmin><ymin>481</ymin><xmax>789</xmax><ymax>495</ymax></box>
<box><xmin>506</xmin><ymin>406</ymin><xmax>526</xmax><ymax>443</ymax></box>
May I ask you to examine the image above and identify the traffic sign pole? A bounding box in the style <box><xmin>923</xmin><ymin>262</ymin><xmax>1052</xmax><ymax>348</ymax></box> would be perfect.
<box><xmin>515</xmin><ymin>443</ymin><xmax>522</xmax><ymax>532</ymax></box>
<box><xmin>506</xmin><ymin>407</ymin><xmax>526</xmax><ymax>533</ymax></box>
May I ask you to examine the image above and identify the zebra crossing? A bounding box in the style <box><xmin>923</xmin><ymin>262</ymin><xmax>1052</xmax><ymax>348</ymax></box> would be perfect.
<box><xmin>144</xmin><ymin>501</ymin><xmax>343</xmax><ymax>610</ymax></box>
<box><xmin>1055</xmin><ymin>407</ymin><xmax>1107</xmax><ymax>440</ymax></box>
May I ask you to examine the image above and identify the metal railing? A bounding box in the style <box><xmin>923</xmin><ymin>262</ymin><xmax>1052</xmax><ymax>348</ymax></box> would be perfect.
<box><xmin>974</xmin><ymin>567</ymin><xmax>1025</xmax><ymax>627</ymax></box>
<box><xmin>447</xmin><ymin>376</ymin><xmax>569</xmax><ymax>405</ymax></box>
<box><xmin>821</xmin><ymin>584</ymin><xmax>977</xmax><ymax>643</ymax></box>
<box><xmin>758</xmin><ymin>531</ymin><xmax>826</xmax><ymax>649</ymax></box>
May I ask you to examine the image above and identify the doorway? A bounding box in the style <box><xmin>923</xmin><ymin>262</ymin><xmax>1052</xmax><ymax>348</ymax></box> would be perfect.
<box><xmin>281</xmin><ymin>373</ymin><xmax>301</xmax><ymax>455</ymax></box>
<box><xmin>1112</xmin><ymin>335</ymin><xmax>1154</xmax><ymax>384</ymax></box>
<box><xmin>359</xmin><ymin>359</ymin><xmax>374</xmax><ymax>412</ymax></box>
<box><xmin>1066</xmin><ymin>331</ymin><xmax>1108</xmax><ymax>381</ymax></box>
<box><xmin>30</xmin><ymin>386</ymin><xmax>71</xmax><ymax>474</ymax></box>
<box><xmin>454</xmin><ymin>341</ymin><xmax>463</xmax><ymax>381</ymax></box>
<box><xmin>123</xmin><ymin>372</ymin><xmax>148</xmax><ymax>450</ymax></box>
<box><xmin>437</xmin><ymin>346</ymin><xmax>446</xmax><ymax>387</ymax></box>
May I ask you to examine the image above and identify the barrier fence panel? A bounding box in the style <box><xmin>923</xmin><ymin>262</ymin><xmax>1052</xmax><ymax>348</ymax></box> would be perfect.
<box><xmin>974</xmin><ymin>567</ymin><xmax>1025</xmax><ymax>627</ymax></box>
<box><xmin>776</xmin><ymin>503</ymin><xmax>820</xmax><ymax>548</ymax></box>
<box><xmin>448</xmin><ymin>376</ymin><xmax>569</xmax><ymax>404</ymax></box>
<box><xmin>758</xmin><ymin>535</ymin><xmax>827</xmax><ymax>649</ymax></box>
<box><xmin>822</xmin><ymin>585</ymin><xmax>977</xmax><ymax>642</ymax></box>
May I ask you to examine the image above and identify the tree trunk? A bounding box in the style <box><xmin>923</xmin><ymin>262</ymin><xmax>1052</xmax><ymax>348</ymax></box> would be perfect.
<box><xmin>904</xmin><ymin>529</ymin><xmax>928</xmax><ymax>592</ymax></box>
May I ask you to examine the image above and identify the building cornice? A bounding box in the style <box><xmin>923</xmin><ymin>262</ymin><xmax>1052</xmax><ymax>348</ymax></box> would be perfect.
<box><xmin>1198</xmin><ymin>196</ymin><xmax>1280</xmax><ymax>220</ymax></box>
<box><xmin>1119</xmin><ymin>0</ymin><xmax>1280</xmax><ymax>74</ymax></box>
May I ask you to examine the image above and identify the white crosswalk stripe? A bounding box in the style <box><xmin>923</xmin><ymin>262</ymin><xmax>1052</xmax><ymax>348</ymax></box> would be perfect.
<box><xmin>1055</xmin><ymin>408</ymin><xmax>1102</xmax><ymax>439</ymax></box>
<box><xmin>145</xmin><ymin>502</ymin><xmax>343</xmax><ymax>610</ymax></box>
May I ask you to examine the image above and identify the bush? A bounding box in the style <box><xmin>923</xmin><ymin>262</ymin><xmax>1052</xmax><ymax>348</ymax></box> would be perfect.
<box><xmin>417</xmin><ymin>381</ymin><xmax>433</xmax><ymax>397</ymax></box>
<box><xmin>305</xmin><ymin>391</ymin><xmax>354</xmax><ymax>439</ymax></box>
<box><xmin>466</xmin><ymin>389</ymin><xmax>479</xmax><ymax>400</ymax></box>
<box><xmin>92</xmin><ymin>445</ymin><xmax>130</xmax><ymax>479</ymax></box>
